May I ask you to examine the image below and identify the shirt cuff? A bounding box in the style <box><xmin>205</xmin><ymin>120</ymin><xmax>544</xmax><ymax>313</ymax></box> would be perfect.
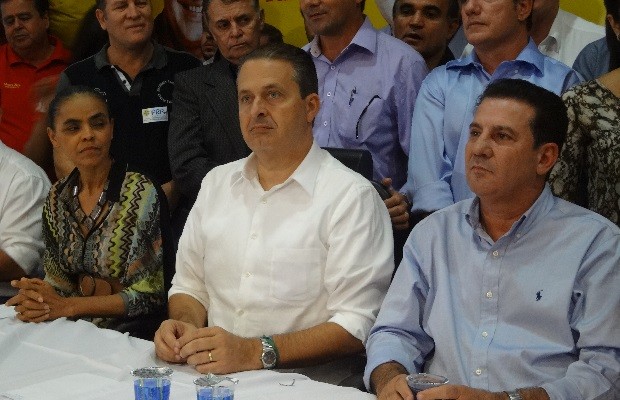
<box><xmin>363</xmin><ymin>332</ymin><xmax>421</xmax><ymax>390</ymax></box>
<box><xmin>168</xmin><ymin>286</ymin><xmax>210</xmax><ymax>312</ymax></box>
<box><xmin>328</xmin><ymin>312</ymin><xmax>373</xmax><ymax>344</ymax></box>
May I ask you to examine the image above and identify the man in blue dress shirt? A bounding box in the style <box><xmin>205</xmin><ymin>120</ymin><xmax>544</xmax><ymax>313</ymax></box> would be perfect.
<box><xmin>405</xmin><ymin>0</ymin><xmax>581</xmax><ymax>217</ymax></box>
<box><xmin>300</xmin><ymin>0</ymin><xmax>428</xmax><ymax>233</ymax></box>
<box><xmin>365</xmin><ymin>79</ymin><xmax>620</xmax><ymax>400</ymax></box>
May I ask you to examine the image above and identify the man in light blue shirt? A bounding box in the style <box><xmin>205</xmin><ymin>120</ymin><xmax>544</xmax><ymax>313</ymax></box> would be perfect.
<box><xmin>301</xmin><ymin>0</ymin><xmax>428</xmax><ymax>232</ymax></box>
<box><xmin>365</xmin><ymin>79</ymin><xmax>620</xmax><ymax>400</ymax></box>
<box><xmin>406</xmin><ymin>0</ymin><xmax>581</xmax><ymax>216</ymax></box>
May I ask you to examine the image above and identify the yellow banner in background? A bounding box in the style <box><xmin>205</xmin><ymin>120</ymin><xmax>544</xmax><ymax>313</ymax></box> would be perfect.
<box><xmin>560</xmin><ymin>0</ymin><xmax>606</xmax><ymax>25</ymax></box>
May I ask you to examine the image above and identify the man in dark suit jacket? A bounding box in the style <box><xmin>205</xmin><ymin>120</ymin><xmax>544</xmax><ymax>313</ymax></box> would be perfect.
<box><xmin>168</xmin><ymin>0</ymin><xmax>264</xmax><ymax>226</ymax></box>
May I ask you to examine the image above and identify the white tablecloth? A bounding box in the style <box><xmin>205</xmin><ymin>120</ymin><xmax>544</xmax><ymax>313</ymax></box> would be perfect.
<box><xmin>0</xmin><ymin>305</ymin><xmax>375</xmax><ymax>399</ymax></box>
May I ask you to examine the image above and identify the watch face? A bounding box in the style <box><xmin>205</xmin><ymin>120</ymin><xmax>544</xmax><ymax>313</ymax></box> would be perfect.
<box><xmin>262</xmin><ymin>350</ymin><xmax>277</xmax><ymax>368</ymax></box>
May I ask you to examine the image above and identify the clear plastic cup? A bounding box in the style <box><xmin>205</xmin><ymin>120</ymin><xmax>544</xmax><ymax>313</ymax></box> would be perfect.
<box><xmin>194</xmin><ymin>374</ymin><xmax>238</xmax><ymax>400</ymax></box>
<box><xmin>406</xmin><ymin>373</ymin><xmax>448</xmax><ymax>394</ymax></box>
<box><xmin>131</xmin><ymin>367</ymin><xmax>173</xmax><ymax>400</ymax></box>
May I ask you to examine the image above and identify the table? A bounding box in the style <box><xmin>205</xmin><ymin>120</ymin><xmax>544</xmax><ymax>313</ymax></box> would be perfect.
<box><xmin>0</xmin><ymin>305</ymin><xmax>375</xmax><ymax>399</ymax></box>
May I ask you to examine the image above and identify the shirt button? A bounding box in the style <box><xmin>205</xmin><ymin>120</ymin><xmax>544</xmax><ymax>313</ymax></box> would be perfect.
<box><xmin>492</xmin><ymin>250</ymin><xmax>499</xmax><ymax>257</ymax></box>
<box><xmin>482</xmin><ymin>331</ymin><xmax>488</xmax><ymax>338</ymax></box>
<box><xmin>327</xmin><ymin>92</ymin><xmax>332</xmax><ymax>96</ymax></box>
<box><xmin>323</xmin><ymin>121</ymin><xmax>328</xmax><ymax>126</ymax></box>
<box><xmin>250</xmin><ymin>233</ymin><xmax>257</xmax><ymax>240</ymax></box>
<box><xmin>261</xmin><ymin>199</ymin><xmax>267</xmax><ymax>204</ymax></box>
<box><xmin>475</xmin><ymin>368</ymin><xmax>482</xmax><ymax>376</ymax></box>
<box><xmin>237</xmin><ymin>309</ymin><xmax>244</xmax><ymax>316</ymax></box>
<box><xmin>330</xmin><ymin>65</ymin><xmax>335</xmax><ymax>70</ymax></box>
<box><xmin>245</xmin><ymin>272</ymin><xmax>252</xmax><ymax>278</ymax></box>
<box><xmin>486</xmin><ymin>291</ymin><xmax>493</xmax><ymax>299</ymax></box>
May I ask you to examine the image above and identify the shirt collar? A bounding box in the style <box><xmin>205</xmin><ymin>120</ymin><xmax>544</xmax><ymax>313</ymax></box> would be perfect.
<box><xmin>539</xmin><ymin>9</ymin><xmax>565</xmax><ymax>54</ymax></box>
<box><xmin>466</xmin><ymin>184</ymin><xmax>556</xmax><ymax>240</ymax></box>
<box><xmin>231</xmin><ymin>141</ymin><xmax>324</xmax><ymax>197</ymax></box>
<box><xmin>447</xmin><ymin>38</ymin><xmax>544</xmax><ymax>75</ymax></box>
<box><xmin>94</xmin><ymin>41</ymin><xmax>168</xmax><ymax>71</ymax></box>
<box><xmin>308</xmin><ymin>17</ymin><xmax>377</xmax><ymax>59</ymax></box>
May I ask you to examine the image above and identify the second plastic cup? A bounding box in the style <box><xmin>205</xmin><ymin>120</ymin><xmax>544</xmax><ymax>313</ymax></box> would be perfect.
<box><xmin>194</xmin><ymin>374</ymin><xmax>237</xmax><ymax>400</ymax></box>
<box><xmin>406</xmin><ymin>372</ymin><xmax>449</xmax><ymax>394</ymax></box>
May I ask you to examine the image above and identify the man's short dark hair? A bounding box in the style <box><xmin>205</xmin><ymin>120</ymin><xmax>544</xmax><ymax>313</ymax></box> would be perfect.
<box><xmin>261</xmin><ymin>23</ymin><xmax>283</xmax><ymax>44</ymax></box>
<box><xmin>203</xmin><ymin>0</ymin><xmax>259</xmax><ymax>19</ymax></box>
<box><xmin>477</xmin><ymin>79</ymin><xmax>568</xmax><ymax>151</ymax></box>
<box><xmin>238</xmin><ymin>43</ymin><xmax>318</xmax><ymax>99</ymax></box>
<box><xmin>393</xmin><ymin>0</ymin><xmax>460</xmax><ymax>20</ymax></box>
<box><xmin>0</xmin><ymin>0</ymin><xmax>49</xmax><ymax>16</ymax></box>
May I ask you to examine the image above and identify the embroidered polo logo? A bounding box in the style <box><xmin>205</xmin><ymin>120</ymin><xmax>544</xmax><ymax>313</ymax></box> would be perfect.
<box><xmin>157</xmin><ymin>80</ymin><xmax>174</xmax><ymax>104</ymax></box>
<box><xmin>536</xmin><ymin>290</ymin><xmax>543</xmax><ymax>301</ymax></box>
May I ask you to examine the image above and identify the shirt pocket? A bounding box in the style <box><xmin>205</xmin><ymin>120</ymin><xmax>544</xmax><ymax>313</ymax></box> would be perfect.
<box><xmin>337</xmin><ymin>90</ymin><xmax>384</xmax><ymax>145</ymax></box>
<box><xmin>270</xmin><ymin>248</ymin><xmax>321</xmax><ymax>302</ymax></box>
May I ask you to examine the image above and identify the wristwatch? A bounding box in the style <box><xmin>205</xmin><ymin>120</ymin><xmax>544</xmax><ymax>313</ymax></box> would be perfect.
<box><xmin>260</xmin><ymin>336</ymin><xmax>278</xmax><ymax>369</ymax></box>
<box><xmin>504</xmin><ymin>390</ymin><xmax>523</xmax><ymax>400</ymax></box>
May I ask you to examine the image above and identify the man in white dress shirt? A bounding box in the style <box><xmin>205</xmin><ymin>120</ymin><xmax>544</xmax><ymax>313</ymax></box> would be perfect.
<box><xmin>0</xmin><ymin>139</ymin><xmax>50</xmax><ymax>301</ymax></box>
<box><xmin>154</xmin><ymin>43</ymin><xmax>394</xmax><ymax>385</ymax></box>
<box><xmin>530</xmin><ymin>0</ymin><xmax>604</xmax><ymax>67</ymax></box>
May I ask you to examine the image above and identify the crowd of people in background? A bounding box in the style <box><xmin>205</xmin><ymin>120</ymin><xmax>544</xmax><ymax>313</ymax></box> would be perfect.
<box><xmin>0</xmin><ymin>0</ymin><xmax>618</xmax><ymax>399</ymax></box>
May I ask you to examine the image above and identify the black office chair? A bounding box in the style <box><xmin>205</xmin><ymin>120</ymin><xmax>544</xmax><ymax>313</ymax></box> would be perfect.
<box><xmin>322</xmin><ymin>147</ymin><xmax>390</xmax><ymax>199</ymax></box>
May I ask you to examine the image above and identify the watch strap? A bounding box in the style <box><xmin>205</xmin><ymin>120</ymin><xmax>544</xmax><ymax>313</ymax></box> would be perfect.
<box><xmin>260</xmin><ymin>335</ymin><xmax>279</xmax><ymax>369</ymax></box>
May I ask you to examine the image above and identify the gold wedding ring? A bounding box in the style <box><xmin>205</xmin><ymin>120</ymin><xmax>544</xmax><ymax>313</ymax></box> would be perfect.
<box><xmin>208</xmin><ymin>351</ymin><xmax>213</xmax><ymax>362</ymax></box>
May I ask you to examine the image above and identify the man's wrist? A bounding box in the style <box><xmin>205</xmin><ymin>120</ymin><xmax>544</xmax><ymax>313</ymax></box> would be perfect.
<box><xmin>369</xmin><ymin>361</ymin><xmax>408</xmax><ymax>395</ymax></box>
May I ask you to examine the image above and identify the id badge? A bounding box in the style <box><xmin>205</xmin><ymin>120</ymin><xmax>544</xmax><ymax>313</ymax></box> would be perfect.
<box><xmin>142</xmin><ymin>106</ymin><xmax>168</xmax><ymax>123</ymax></box>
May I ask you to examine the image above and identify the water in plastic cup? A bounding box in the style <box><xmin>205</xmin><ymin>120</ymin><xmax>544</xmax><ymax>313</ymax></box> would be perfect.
<box><xmin>194</xmin><ymin>374</ymin><xmax>237</xmax><ymax>400</ymax></box>
<box><xmin>133</xmin><ymin>378</ymin><xmax>171</xmax><ymax>400</ymax></box>
<box><xmin>196</xmin><ymin>385</ymin><xmax>234</xmax><ymax>400</ymax></box>
<box><xmin>131</xmin><ymin>367</ymin><xmax>173</xmax><ymax>400</ymax></box>
<box><xmin>406</xmin><ymin>373</ymin><xmax>448</xmax><ymax>394</ymax></box>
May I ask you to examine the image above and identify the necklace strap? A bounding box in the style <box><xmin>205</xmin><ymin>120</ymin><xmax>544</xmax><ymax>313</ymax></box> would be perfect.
<box><xmin>72</xmin><ymin>181</ymin><xmax>109</xmax><ymax>231</ymax></box>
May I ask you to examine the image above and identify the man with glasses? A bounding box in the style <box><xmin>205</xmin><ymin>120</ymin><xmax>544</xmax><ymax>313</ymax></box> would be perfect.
<box><xmin>167</xmin><ymin>0</ymin><xmax>263</xmax><ymax>230</ymax></box>
<box><xmin>300</xmin><ymin>0</ymin><xmax>427</xmax><ymax>236</ymax></box>
<box><xmin>300</xmin><ymin>0</ymin><xmax>428</xmax><ymax>267</ymax></box>
<box><xmin>405</xmin><ymin>0</ymin><xmax>581</xmax><ymax>220</ymax></box>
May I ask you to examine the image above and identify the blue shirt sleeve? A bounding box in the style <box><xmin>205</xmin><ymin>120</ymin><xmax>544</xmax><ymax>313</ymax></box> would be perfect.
<box><xmin>406</xmin><ymin>69</ymin><xmax>456</xmax><ymax>213</ymax></box>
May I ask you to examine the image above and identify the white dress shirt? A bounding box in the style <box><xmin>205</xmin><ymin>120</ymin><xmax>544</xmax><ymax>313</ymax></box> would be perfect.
<box><xmin>0</xmin><ymin>141</ymin><xmax>50</xmax><ymax>296</ymax></box>
<box><xmin>538</xmin><ymin>9</ymin><xmax>604</xmax><ymax>68</ymax></box>
<box><xmin>170</xmin><ymin>142</ymin><xmax>394</xmax><ymax>343</ymax></box>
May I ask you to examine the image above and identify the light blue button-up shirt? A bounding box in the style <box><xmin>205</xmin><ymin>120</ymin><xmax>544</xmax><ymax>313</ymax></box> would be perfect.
<box><xmin>304</xmin><ymin>18</ymin><xmax>427</xmax><ymax>191</ymax></box>
<box><xmin>406</xmin><ymin>39</ymin><xmax>582</xmax><ymax>212</ymax></box>
<box><xmin>364</xmin><ymin>185</ymin><xmax>620</xmax><ymax>399</ymax></box>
